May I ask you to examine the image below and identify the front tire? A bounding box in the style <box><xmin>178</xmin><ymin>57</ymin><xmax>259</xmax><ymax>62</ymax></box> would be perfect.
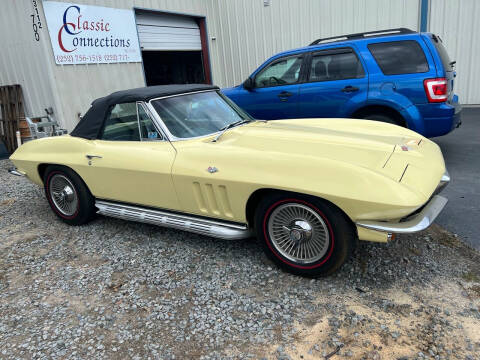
<box><xmin>43</xmin><ymin>165</ymin><xmax>96</xmax><ymax>225</ymax></box>
<box><xmin>254</xmin><ymin>193</ymin><xmax>356</xmax><ymax>277</ymax></box>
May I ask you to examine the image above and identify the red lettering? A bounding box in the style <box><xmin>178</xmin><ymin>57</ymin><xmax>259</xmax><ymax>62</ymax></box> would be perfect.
<box><xmin>57</xmin><ymin>23</ymin><xmax>76</xmax><ymax>52</ymax></box>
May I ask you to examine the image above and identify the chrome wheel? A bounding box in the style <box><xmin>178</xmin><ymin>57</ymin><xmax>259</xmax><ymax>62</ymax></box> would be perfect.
<box><xmin>267</xmin><ymin>203</ymin><xmax>330</xmax><ymax>264</ymax></box>
<box><xmin>49</xmin><ymin>174</ymin><xmax>78</xmax><ymax>216</ymax></box>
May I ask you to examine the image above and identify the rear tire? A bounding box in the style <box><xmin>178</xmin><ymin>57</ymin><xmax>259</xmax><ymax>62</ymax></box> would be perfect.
<box><xmin>254</xmin><ymin>193</ymin><xmax>356</xmax><ymax>277</ymax></box>
<box><xmin>43</xmin><ymin>165</ymin><xmax>96</xmax><ymax>225</ymax></box>
<box><xmin>361</xmin><ymin>113</ymin><xmax>400</xmax><ymax>125</ymax></box>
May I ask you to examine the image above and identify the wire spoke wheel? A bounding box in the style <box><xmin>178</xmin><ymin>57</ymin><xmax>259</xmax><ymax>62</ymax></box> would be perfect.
<box><xmin>49</xmin><ymin>174</ymin><xmax>78</xmax><ymax>217</ymax></box>
<box><xmin>267</xmin><ymin>203</ymin><xmax>330</xmax><ymax>264</ymax></box>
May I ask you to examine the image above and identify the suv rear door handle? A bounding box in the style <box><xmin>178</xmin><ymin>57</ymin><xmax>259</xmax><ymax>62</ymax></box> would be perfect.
<box><xmin>341</xmin><ymin>86</ymin><xmax>359</xmax><ymax>93</ymax></box>
<box><xmin>277</xmin><ymin>91</ymin><xmax>293</xmax><ymax>102</ymax></box>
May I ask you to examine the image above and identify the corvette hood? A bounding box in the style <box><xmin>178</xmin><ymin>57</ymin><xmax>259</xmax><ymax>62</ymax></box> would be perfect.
<box><xmin>223</xmin><ymin>118</ymin><xmax>419</xmax><ymax>171</ymax></box>
<box><xmin>211</xmin><ymin>118</ymin><xmax>446</xmax><ymax>196</ymax></box>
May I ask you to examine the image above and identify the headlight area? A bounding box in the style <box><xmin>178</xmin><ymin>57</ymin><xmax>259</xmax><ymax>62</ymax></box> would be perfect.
<box><xmin>355</xmin><ymin>169</ymin><xmax>450</xmax><ymax>242</ymax></box>
<box><xmin>356</xmin><ymin>194</ymin><xmax>447</xmax><ymax>239</ymax></box>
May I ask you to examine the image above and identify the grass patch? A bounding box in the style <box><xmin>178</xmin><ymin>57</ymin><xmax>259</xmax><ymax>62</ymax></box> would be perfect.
<box><xmin>461</xmin><ymin>271</ymin><xmax>480</xmax><ymax>282</ymax></box>
<box><xmin>409</xmin><ymin>247</ymin><xmax>422</xmax><ymax>256</ymax></box>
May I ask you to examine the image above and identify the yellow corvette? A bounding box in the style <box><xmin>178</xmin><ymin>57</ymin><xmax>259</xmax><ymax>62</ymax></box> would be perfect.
<box><xmin>9</xmin><ymin>84</ymin><xmax>449</xmax><ymax>277</ymax></box>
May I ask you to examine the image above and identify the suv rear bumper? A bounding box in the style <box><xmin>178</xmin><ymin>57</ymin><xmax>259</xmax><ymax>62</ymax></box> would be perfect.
<box><xmin>411</xmin><ymin>98</ymin><xmax>462</xmax><ymax>138</ymax></box>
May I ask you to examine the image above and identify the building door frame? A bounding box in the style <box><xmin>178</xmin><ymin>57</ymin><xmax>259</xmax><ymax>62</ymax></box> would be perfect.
<box><xmin>133</xmin><ymin>7</ymin><xmax>213</xmax><ymax>85</ymax></box>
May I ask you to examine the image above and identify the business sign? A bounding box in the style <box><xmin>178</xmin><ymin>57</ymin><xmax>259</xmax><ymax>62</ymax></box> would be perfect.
<box><xmin>43</xmin><ymin>1</ymin><xmax>142</xmax><ymax>64</ymax></box>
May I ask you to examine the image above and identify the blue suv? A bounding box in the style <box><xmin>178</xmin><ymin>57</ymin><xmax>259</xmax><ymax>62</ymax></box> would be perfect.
<box><xmin>222</xmin><ymin>28</ymin><xmax>462</xmax><ymax>138</ymax></box>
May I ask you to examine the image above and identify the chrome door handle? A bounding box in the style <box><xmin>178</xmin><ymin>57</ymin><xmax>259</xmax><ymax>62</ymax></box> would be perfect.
<box><xmin>86</xmin><ymin>155</ymin><xmax>102</xmax><ymax>160</ymax></box>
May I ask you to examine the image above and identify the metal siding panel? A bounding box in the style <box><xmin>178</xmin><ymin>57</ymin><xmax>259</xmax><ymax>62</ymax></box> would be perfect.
<box><xmin>0</xmin><ymin>0</ymin><xmax>56</xmax><ymax>120</ymax></box>
<box><xmin>429</xmin><ymin>0</ymin><xmax>479</xmax><ymax>104</ymax></box>
<box><xmin>212</xmin><ymin>0</ymin><xmax>419</xmax><ymax>88</ymax></box>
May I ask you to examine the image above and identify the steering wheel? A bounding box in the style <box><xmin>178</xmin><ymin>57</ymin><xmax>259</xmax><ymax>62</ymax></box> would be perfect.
<box><xmin>269</xmin><ymin>76</ymin><xmax>286</xmax><ymax>85</ymax></box>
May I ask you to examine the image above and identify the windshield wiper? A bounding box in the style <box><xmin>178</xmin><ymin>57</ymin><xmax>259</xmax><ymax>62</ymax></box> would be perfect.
<box><xmin>211</xmin><ymin>119</ymin><xmax>251</xmax><ymax>142</ymax></box>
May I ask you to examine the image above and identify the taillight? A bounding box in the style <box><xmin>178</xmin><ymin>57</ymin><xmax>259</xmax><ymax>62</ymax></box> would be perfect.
<box><xmin>424</xmin><ymin>78</ymin><xmax>448</xmax><ymax>103</ymax></box>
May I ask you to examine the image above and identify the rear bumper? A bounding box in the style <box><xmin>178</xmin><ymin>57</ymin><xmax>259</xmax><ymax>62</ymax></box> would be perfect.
<box><xmin>356</xmin><ymin>170</ymin><xmax>449</xmax><ymax>234</ymax></box>
<box><xmin>412</xmin><ymin>98</ymin><xmax>462</xmax><ymax>137</ymax></box>
<box><xmin>8</xmin><ymin>167</ymin><xmax>25</xmax><ymax>177</ymax></box>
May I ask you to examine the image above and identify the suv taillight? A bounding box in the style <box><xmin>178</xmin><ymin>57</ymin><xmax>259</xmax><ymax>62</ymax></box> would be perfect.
<box><xmin>424</xmin><ymin>78</ymin><xmax>448</xmax><ymax>103</ymax></box>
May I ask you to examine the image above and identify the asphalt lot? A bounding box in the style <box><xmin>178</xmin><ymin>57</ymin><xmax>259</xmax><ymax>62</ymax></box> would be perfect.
<box><xmin>433</xmin><ymin>107</ymin><xmax>480</xmax><ymax>250</ymax></box>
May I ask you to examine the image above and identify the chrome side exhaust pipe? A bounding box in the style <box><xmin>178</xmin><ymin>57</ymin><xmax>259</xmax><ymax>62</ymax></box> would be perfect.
<box><xmin>95</xmin><ymin>200</ymin><xmax>252</xmax><ymax>240</ymax></box>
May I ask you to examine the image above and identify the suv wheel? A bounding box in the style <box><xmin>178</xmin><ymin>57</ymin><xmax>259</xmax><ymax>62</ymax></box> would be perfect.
<box><xmin>254</xmin><ymin>193</ymin><xmax>356</xmax><ymax>277</ymax></box>
<box><xmin>43</xmin><ymin>165</ymin><xmax>96</xmax><ymax>225</ymax></box>
<box><xmin>361</xmin><ymin>113</ymin><xmax>399</xmax><ymax>125</ymax></box>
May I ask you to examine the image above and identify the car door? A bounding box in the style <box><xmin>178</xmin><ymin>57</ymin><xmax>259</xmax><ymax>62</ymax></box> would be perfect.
<box><xmin>298</xmin><ymin>47</ymin><xmax>368</xmax><ymax>118</ymax></box>
<box><xmin>80</xmin><ymin>102</ymin><xmax>181</xmax><ymax>211</ymax></box>
<box><xmin>235</xmin><ymin>53</ymin><xmax>306</xmax><ymax>120</ymax></box>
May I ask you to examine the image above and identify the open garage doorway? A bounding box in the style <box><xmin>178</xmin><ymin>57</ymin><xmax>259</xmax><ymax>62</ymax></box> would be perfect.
<box><xmin>135</xmin><ymin>11</ymin><xmax>212</xmax><ymax>86</ymax></box>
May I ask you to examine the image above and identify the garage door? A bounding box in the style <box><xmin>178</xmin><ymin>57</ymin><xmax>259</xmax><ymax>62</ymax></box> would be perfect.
<box><xmin>135</xmin><ymin>12</ymin><xmax>201</xmax><ymax>51</ymax></box>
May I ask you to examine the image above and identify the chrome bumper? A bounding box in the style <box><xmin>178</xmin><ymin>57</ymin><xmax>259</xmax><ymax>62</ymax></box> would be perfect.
<box><xmin>8</xmin><ymin>167</ymin><xmax>25</xmax><ymax>177</ymax></box>
<box><xmin>356</xmin><ymin>169</ymin><xmax>450</xmax><ymax>234</ymax></box>
<box><xmin>434</xmin><ymin>170</ymin><xmax>450</xmax><ymax>195</ymax></box>
<box><xmin>357</xmin><ymin>195</ymin><xmax>448</xmax><ymax>234</ymax></box>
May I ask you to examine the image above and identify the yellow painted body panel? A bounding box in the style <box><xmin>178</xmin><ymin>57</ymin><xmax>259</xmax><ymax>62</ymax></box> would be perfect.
<box><xmin>10</xmin><ymin>118</ymin><xmax>446</xmax><ymax>241</ymax></box>
<box><xmin>357</xmin><ymin>226</ymin><xmax>389</xmax><ymax>243</ymax></box>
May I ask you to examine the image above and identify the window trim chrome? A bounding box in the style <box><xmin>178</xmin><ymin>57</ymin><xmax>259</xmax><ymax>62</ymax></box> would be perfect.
<box><xmin>136</xmin><ymin>101</ymin><xmax>167</xmax><ymax>142</ymax></box>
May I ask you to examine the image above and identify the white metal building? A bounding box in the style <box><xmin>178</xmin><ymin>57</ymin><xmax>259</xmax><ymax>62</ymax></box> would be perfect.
<box><xmin>0</xmin><ymin>0</ymin><xmax>478</xmax><ymax>131</ymax></box>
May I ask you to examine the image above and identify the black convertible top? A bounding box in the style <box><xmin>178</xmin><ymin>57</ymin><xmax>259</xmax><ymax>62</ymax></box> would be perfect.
<box><xmin>70</xmin><ymin>84</ymin><xmax>219</xmax><ymax>140</ymax></box>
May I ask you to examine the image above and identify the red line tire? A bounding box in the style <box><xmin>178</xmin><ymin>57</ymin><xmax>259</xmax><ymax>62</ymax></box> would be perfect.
<box><xmin>43</xmin><ymin>165</ymin><xmax>96</xmax><ymax>226</ymax></box>
<box><xmin>254</xmin><ymin>192</ymin><xmax>356</xmax><ymax>277</ymax></box>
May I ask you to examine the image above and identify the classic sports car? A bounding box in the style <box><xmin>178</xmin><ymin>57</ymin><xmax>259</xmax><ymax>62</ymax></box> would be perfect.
<box><xmin>9</xmin><ymin>84</ymin><xmax>449</xmax><ymax>277</ymax></box>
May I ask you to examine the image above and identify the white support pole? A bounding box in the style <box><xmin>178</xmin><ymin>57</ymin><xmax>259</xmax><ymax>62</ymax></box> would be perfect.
<box><xmin>16</xmin><ymin>130</ymin><xmax>21</xmax><ymax>148</ymax></box>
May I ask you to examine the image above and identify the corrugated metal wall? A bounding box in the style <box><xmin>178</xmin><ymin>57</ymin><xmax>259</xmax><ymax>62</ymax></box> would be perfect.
<box><xmin>0</xmin><ymin>0</ymin><xmax>61</xmax><ymax>119</ymax></box>
<box><xmin>207</xmin><ymin>0</ymin><xmax>420</xmax><ymax>87</ymax></box>
<box><xmin>429</xmin><ymin>0</ymin><xmax>480</xmax><ymax>104</ymax></box>
<box><xmin>1</xmin><ymin>0</ymin><xmax>421</xmax><ymax>130</ymax></box>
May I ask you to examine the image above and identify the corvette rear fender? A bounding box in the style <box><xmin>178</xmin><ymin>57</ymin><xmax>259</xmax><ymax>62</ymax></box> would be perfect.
<box><xmin>9</xmin><ymin>136</ymin><xmax>94</xmax><ymax>186</ymax></box>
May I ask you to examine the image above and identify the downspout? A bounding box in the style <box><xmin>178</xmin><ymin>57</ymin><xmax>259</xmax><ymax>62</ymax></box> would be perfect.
<box><xmin>419</xmin><ymin>0</ymin><xmax>429</xmax><ymax>32</ymax></box>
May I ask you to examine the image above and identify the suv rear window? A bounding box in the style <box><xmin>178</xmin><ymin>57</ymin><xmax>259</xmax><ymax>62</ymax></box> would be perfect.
<box><xmin>309</xmin><ymin>50</ymin><xmax>365</xmax><ymax>82</ymax></box>
<box><xmin>431</xmin><ymin>35</ymin><xmax>453</xmax><ymax>72</ymax></box>
<box><xmin>368</xmin><ymin>40</ymin><xmax>429</xmax><ymax>75</ymax></box>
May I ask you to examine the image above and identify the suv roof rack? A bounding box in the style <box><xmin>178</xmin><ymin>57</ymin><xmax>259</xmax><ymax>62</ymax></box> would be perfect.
<box><xmin>309</xmin><ymin>28</ymin><xmax>416</xmax><ymax>46</ymax></box>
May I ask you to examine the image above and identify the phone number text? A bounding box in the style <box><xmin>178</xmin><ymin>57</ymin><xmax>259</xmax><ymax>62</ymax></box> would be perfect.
<box><xmin>55</xmin><ymin>54</ymin><xmax>131</xmax><ymax>64</ymax></box>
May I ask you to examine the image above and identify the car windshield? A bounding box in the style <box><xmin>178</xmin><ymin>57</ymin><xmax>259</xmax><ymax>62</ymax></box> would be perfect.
<box><xmin>151</xmin><ymin>91</ymin><xmax>252</xmax><ymax>139</ymax></box>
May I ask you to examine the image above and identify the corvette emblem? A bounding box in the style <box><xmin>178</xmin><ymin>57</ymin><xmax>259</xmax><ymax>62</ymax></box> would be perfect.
<box><xmin>207</xmin><ymin>166</ymin><xmax>218</xmax><ymax>173</ymax></box>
